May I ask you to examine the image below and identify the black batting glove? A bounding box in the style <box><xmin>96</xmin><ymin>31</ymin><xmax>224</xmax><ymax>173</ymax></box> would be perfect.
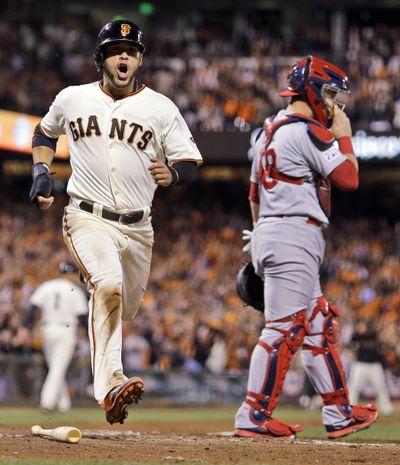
<box><xmin>29</xmin><ymin>162</ymin><xmax>52</xmax><ymax>206</ymax></box>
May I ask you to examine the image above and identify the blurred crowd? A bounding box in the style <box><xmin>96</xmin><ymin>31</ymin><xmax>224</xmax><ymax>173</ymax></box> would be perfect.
<box><xmin>0</xmin><ymin>10</ymin><xmax>400</xmax><ymax>131</ymax></box>
<box><xmin>0</xmin><ymin>6</ymin><xmax>399</xmax><ymax>404</ymax></box>
<box><xmin>0</xmin><ymin>181</ymin><xmax>399</xmax><ymax>382</ymax></box>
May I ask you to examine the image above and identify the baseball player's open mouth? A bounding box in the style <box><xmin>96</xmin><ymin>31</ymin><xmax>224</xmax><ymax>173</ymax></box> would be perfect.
<box><xmin>117</xmin><ymin>63</ymin><xmax>128</xmax><ymax>79</ymax></box>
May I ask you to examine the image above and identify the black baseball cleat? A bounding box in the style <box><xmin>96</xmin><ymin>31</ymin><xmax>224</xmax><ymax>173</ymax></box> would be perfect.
<box><xmin>103</xmin><ymin>376</ymin><xmax>144</xmax><ymax>425</ymax></box>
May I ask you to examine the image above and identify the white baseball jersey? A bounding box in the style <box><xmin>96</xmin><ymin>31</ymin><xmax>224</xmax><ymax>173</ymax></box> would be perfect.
<box><xmin>29</xmin><ymin>278</ymin><xmax>88</xmax><ymax>327</ymax></box>
<box><xmin>250</xmin><ymin>110</ymin><xmax>347</xmax><ymax>224</ymax></box>
<box><xmin>40</xmin><ymin>82</ymin><xmax>203</xmax><ymax>211</ymax></box>
<box><xmin>30</xmin><ymin>278</ymin><xmax>88</xmax><ymax>412</ymax></box>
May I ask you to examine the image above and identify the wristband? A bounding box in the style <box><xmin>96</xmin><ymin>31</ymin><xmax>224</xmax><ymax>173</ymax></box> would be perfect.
<box><xmin>168</xmin><ymin>161</ymin><xmax>197</xmax><ymax>185</ymax></box>
<box><xmin>32</xmin><ymin>162</ymin><xmax>50</xmax><ymax>177</ymax></box>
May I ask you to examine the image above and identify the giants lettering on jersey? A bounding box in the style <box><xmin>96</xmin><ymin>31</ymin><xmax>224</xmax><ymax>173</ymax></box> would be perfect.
<box><xmin>69</xmin><ymin>116</ymin><xmax>153</xmax><ymax>150</ymax></box>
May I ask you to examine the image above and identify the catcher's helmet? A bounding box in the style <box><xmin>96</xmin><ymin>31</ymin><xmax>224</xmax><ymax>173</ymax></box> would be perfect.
<box><xmin>279</xmin><ymin>55</ymin><xmax>349</xmax><ymax>127</ymax></box>
<box><xmin>94</xmin><ymin>19</ymin><xmax>145</xmax><ymax>71</ymax></box>
<box><xmin>236</xmin><ymin>262</ymin><xmax>264</xmax><ymax>312</ymax></box>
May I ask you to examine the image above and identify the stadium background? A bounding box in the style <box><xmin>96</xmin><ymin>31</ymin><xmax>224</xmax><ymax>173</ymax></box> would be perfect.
<box><xmin>0</xmin><ymin>0</ymin><xmax>400</xmax><ymax>410</ymax></box>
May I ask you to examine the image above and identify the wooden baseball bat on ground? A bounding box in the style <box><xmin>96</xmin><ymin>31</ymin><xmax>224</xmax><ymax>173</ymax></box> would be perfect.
<box><xmin>31</xmin><ymin>425</ymin><xmax>81</xmax><ymax>443</ymax></box>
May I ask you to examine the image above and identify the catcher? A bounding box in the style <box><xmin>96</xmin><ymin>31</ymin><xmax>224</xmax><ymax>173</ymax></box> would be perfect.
<box><xmin>234</xmin><ymin>56</ymin><xmax>378</xmax><ymax>440</ymax></box>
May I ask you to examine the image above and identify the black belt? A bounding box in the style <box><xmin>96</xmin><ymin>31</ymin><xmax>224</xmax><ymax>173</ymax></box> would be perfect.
<box><xmin>79</xmin><ymin>201</ymin><xmax>145</xmax><ymax>224</ymax></box>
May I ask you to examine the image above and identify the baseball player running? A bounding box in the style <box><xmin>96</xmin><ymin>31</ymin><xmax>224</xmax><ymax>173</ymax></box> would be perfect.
<box><xmin>234</xmin><ymin>56</ymin><xmax>378</xmax><ymax>440</ymax></box>
<box><xmin>26</xmin><ymin>261</ymin><xmax>88</xmax><ymax>412</ymax></box>
<box><xmin>29</xmin><ymin>19</ymin><xmax>203</xmax><ymax>424</ymax></box>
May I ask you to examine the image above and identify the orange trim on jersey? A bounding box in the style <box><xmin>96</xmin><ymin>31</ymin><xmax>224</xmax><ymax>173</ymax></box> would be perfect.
<box><xmin>62</xmin><ymin>210</ymin><xmax>92</xmax><ymax>285</ymax></box>
<box><xmin>39</xmin><ymin>124</ymin><xmax>50</xmax><ymax>137</ymax></box>
<box><xmin>90</xmin><ymin>287</ymin><xmax>97</xmax><ymax>388</ymax></box>
<box><xmin>98</xmin><ymin>81</ymin><xmax>146</xmax><ymax>100</ymax></box>
<box><xmin>63</xmin><ymin>211</ymin><xmax>97</xmax><ymax>383</ymax></box>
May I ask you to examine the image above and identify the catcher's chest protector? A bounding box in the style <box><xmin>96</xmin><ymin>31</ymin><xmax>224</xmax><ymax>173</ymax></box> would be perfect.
<box><xmin>260</xmin><ymin>114</ymin><xmax>335</xmax><ymax>217</ymax></box>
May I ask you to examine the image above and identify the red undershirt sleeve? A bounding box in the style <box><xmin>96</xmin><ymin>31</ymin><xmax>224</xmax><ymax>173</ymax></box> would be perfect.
<box><xmin>248</xmin><ymin>181</ymin><xmax>259</xmax><ymax>203</ymax></box>
<box><xmin>329</xmin><ymin>136</ymin><xmax>359</xmax><ymax>191</ymax></box>
<box><xmin>329</xmin><ymin>159</ymin><xmax>359</xmax><ymax>191</ymax></box>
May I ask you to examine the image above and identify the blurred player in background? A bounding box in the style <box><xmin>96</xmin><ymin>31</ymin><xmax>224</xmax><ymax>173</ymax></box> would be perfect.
<box><xmin>26</xmin><ymin>261</ymin><xmax>88</xmax><ymax>412</ymax></box>
<box><xmin>348</xmin><ymin>318</ymin><xmax>393</xmax><ymax>416</ymax></box>
<box><xmin>28</xmin><ymin>19</ymin><xmax>202</xmax><ymax>424</ymax></box>
<box><xmin>235</xmin><ymin>56</ymin><xmax>378</xmax><ymax>440</ymax></box>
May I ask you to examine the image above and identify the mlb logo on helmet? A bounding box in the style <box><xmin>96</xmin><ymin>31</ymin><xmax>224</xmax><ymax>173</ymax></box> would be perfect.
<box><xmin>94</xmin><ymin>19</ymin><xmax>146</xmax><ymax>71</ymax></box>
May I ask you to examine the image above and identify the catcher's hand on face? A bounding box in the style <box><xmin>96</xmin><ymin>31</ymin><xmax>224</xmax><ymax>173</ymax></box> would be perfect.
<box><xmin>331</xmin><ymin>105</ymin><xmax>352</xmax><ymax>139</ymax></box>
<box><xmin>148</xmin><ymin>157</ymin><xmax>173</xmax><ymax>187</ymax></box>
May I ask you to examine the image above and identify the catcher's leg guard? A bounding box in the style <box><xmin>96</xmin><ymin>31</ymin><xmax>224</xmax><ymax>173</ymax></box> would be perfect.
<box><xmin>303</xmin><ymin>296</ymin><xmax>349</xmax><ymax>406</ymax></box>
<box><xmin>302</xmin><ymin>296</ymin><xmax>378</xmax><ymax>438</ymax></box>
<box><xmin>235</xmin><ymin>311</ymin><xmax>306</xmax><ymax>439</ymax></box>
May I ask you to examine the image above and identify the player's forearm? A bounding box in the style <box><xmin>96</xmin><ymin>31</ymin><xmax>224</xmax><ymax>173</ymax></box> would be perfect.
<box><xmin>32</xmin><ymin>146</ymin><xmax>55</xmax><ymax>167</ymax></box>
<box><xmin>32</xmin><ymin>122</ymin><xmax>58</xmax><ymax>167</ymax></box>
<box><xmin>248</xmin><ymin>182</ymin><xmax>260</xmax><ymax>223</ymax></box>
<box><xmin>250</xmin><ymin>201</ymin><xmax>259</xmax><ymax>224</ymax></box>
<box><xmin>30</xmin><ymin>144</ymin><xmax>55</xmax><ymax>208</ymax></box>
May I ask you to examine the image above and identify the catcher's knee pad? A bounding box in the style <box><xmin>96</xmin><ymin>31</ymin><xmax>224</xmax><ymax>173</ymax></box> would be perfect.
<box><xmin>303</xmin><ymin>296</ymin><xmax>349</xmax><ymax>406</ymax></box>
<box><xmin>246</xmin><ymin>311</ymin><xmax>307</xmax><ymax>423</ymax></box>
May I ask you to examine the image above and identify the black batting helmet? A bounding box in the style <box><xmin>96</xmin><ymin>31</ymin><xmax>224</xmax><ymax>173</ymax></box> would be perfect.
<box><xmin>94</xmin><ymin>19</ymin><xmax>145</xmax><ymax>71</ymax></box>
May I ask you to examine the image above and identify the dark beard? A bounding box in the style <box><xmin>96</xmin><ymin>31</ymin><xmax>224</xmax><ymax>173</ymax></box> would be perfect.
<box><xmin>103</xmin><ymin>63</ymin><xmax>135</xmax><ymax>90</ymax></box>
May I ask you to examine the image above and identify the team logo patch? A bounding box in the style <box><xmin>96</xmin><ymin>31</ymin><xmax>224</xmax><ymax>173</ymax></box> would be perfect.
<box><xmin>323</xmin><ymin>148</ymin><xmax>340</xmax><ymax>162</ymax></box>
<box><xmin>121</xmin><ymin>24</ymin><xmax>131</xmax><ymax>36</ymax></box>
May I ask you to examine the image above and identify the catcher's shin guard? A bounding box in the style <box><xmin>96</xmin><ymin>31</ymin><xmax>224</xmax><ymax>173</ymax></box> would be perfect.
<box><xmin>302</xmin><ymin>296</ymin><xmax>349</xmax><ymax>407</ymax></box>
<box><xmin>245</xmin><ymin>311</ymin><xmax>307</xmax><ymax>422</ymax></box>
<box><xmin>302</xmin><ymin>297</ymin><xmax>379</xmax><ymax>437</ymax></box>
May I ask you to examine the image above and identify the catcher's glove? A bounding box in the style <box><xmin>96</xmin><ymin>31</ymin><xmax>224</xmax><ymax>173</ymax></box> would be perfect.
<box><xmin>236</xmin><ymin>262</ymin><xmax>264</xmax><ymax>312</ymax></box>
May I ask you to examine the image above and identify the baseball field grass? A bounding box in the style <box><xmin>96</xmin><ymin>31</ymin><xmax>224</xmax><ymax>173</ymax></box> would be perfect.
<box><xmin>1</xmin><ymin>404</ymin><xmax>399</xmax><ymax>465</ymax></box>
<box><xmin>1</xmin><ymin>404</ymin><xmax>399</xmax><ymax>441</ymax></box>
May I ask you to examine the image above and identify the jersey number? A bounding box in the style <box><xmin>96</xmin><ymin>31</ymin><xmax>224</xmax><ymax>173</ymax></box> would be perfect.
<box><xmin>258</xmin><ymin>148</ymin><xmax>278</xmax><ymax>189</ymax></box>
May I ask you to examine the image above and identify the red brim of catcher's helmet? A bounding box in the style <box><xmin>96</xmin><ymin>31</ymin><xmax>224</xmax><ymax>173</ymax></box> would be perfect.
<box><xmin>279</xmin><ymin>89</ymin><xmax>300</xmax><ymax>96</ymax></box>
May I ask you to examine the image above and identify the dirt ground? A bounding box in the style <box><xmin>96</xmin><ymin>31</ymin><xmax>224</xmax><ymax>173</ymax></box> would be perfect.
<box><xmin>1</xmin><ymin>420</ymin><xmax>399</xmax><ymax>465</ymax></box>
